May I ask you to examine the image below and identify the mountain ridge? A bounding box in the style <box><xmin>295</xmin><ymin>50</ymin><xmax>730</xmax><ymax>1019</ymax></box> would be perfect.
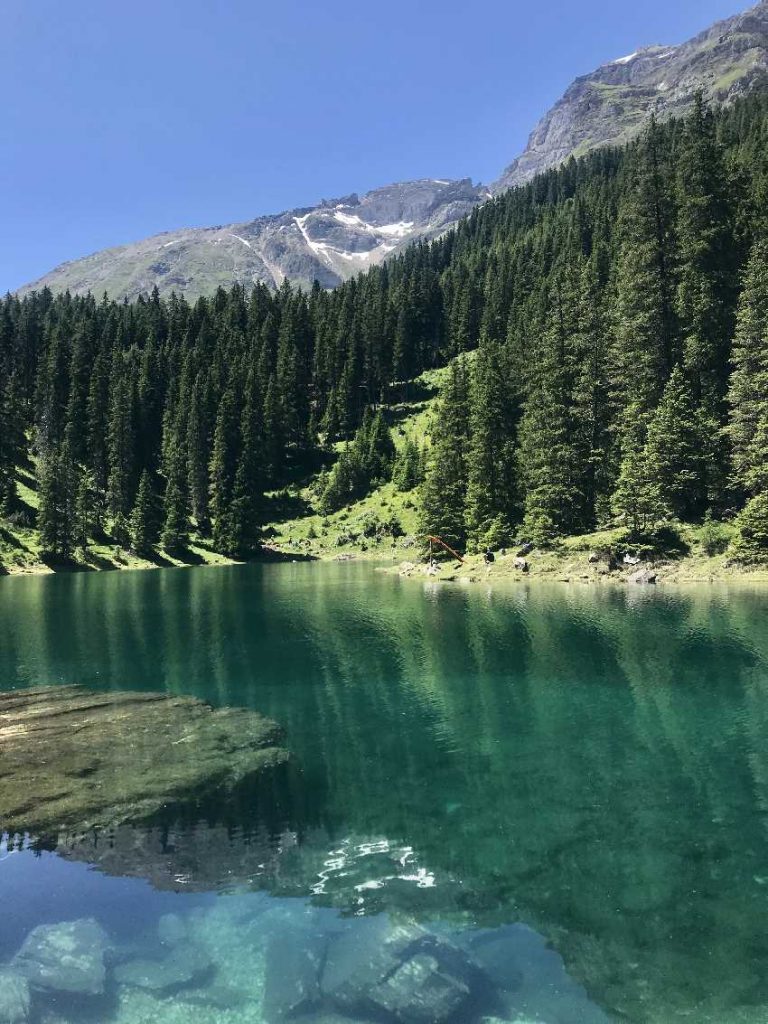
<box><xmin>17</xmin><ymin>0</ymin><xmax>768</xmax><ymax>301</ymax></box>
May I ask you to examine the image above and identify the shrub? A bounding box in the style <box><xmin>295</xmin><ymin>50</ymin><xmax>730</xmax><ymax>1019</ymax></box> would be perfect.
<box><xmin>698</xmin><ymin>514</ymin><xmax>731</xmax><ymax>556</ymax></box>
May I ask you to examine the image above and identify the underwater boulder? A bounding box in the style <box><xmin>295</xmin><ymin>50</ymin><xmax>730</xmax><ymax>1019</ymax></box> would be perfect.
<box><xmin>0</xmin><ymin>970</ymin><xmax>30</xmax><ymax>1023</ymax></box>
<box><xmin>263</xmin><ymin>923</ymin><xmax>327</xmax><ymax>1019</ymax></box>
<box><xmin>0</xmin><ymin>685</ymin><xmax>290</xmax><ymax>841</ymax></box>
<box><xmin>114</xmin><ymin>940</ymin><xmax>212</xmax><ymax>993</ymax></box>
<box><xmin>368</xmin><ymin>951</ymin><xmax>471</xmax><ymax>1022</ymax></box>
<box><xmin>157</xmin><ymin>913</ymin><xmax>189</xmax><ymax>947</ymax></box>
<box><xmin>12</xmin><ymin>918</ymin><xmax>109</xmax><ymax>996</ymax></box>
<box><xmin>321</xmin><ymin>915</ymin><xmax>477</xmax><ymax>1022</ymax></box>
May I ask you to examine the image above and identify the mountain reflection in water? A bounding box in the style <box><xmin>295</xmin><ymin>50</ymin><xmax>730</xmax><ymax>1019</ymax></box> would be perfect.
<box><xmin>2</xmin><ymin>562</ymin><xmax>768</xmax><ymax>1023</ymax></box>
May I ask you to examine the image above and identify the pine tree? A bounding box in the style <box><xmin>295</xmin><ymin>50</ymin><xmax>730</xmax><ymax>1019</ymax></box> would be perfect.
<box><xmin>186</xmin><ymin>380</ymin><xmax>210</xmax><ymax>531</ymax></box>
<box><xmin>161</xmin><ymin>447</ymin><xmax>190</xmax><ymax>553</ymax></box>
<box><xmin>0</xmin><ymin>373</ymin><xmax>24</xmax><ymax>514</ymax></box>
<box><xmin>221</xmin><ymin>388</ymin><xmax>262</xmax><ymax>558</ymax></box>
<box><xmin>73</xmin><ymin>469</ymin><xmax>95</xmax><ymax>555</ymax></box>
<box><xmin>611</xmin><ymin>116</ymin><xmax>678</xmax><ymax>420</ymax></box>
<box><xmin>611</xmin><ymin>404</ymin><xmax>670</xmax><ymax>535</ymax></box>
<box><xmin>727</xmin><ymin>237</ymin><xmax>768</xmax><ymax>496</ymax></box>
<box><xmin>130</xmin><ymin>469</ymin><xmax>159</xmax><ymax>555</ymax></box>
<box><xmin>644</xmin><ymin>365</ymin><xmax>708</xmax><ymax>520</ymax></box>
<box><xmin>676</xmin><ymin>95</ymin><xmax>736</xmax><ymax>422</ymax></box>
<box><xmin>517</xmin><ymin>284</ymin><xmax>585</xmax><ymax>544</ymax></box>
<box><xmin>392</xmin><ymin>439</ymin><xmax>424</xmax><ymax>492</ymax></box>
<box><xmin>37</xmin><ymin>441</ymin><xmax>76</xmax><ymax>561</ymax></box>
<box><xmin>210</xmin><ymin>385</ymin><xmax>239</xmax><ymax>552</ymax></box>
<box><xmin>106</xmin><ymin>362</ymin><xmax>135</xmax><ymax>525</ymax></box>
<box><xmin>731</xmin><ymin>491</ymin><xmax>768</xmax><ymax>563</ymax></box>
<box><xmin>418</xmin><ymin>358</ymin><xmax>471</xmax><ymax>551</ymax></box>
<box><xmin>465</xmin><ymin>341</ymin><xmax>519</xmax><ymax>549</ymax></box>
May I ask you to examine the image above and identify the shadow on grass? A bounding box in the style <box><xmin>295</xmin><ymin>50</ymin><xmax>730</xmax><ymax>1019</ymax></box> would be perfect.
<box><xmin>39</xmin><ymin>553</ymin><xmax>93</xmax><ymax>573</ymax></box>
<box><xmin>257</xmin><ymin>545</ymin><xmax>318</xmax><ymax>563</ymax></box>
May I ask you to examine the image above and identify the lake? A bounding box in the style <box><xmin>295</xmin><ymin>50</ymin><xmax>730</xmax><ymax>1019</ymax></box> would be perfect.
<box><xmin>1</xmin><ymin>562</ymin><xmax>768</xmax><ymax>1024</ymax></box>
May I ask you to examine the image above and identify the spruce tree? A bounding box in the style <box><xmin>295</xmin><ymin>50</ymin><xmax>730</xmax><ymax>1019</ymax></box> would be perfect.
<box><xmin>418</xmin><ymin>358</ymin><xmax>471</xmax><ymax>551</ymax></box>
<box><xmin>222</xmin><ymin>389</ymin><xmax>262</xmax><ymax>558</ymax></box>
<box><xmin>611</xmin><ymin>404</ymin><xmax>670</xmax><ymax>535</ymax></box>
<box><xmin>676</xmin><ymin>94</ymin><xmax>736</xmax><ymax>422</ymax></box>
<box><xmin>37</xmin><ymin>441</ymin><xmax>76</xmax><ymax>561</ymax></box>
<box><xmin>73</xmin><ymin>469</ymin><xmax>95</xmax><ymax>555</ymax></box>
<box><xmin>611</xmin><ymin>116</ymin><xmax>678</xmax><ymax>420</ymax></box>
<box><xmin>644</xmin><ymin>365</ymin><xmax>708</xmax><ymax>520</ymax></box>
<box><xmin>727</xmin><ymin>237</ymin><xmax>768</xmax><ymax>496</ymax></box>
<box><xmin>731</xmin><ymin>492</ymin><xmax>768</xmax><ymax>563</ymax></box>
<box><xmin>465</xmin><ymin>341</ymin><xmax>519</xmax><ymax>549</ymax></box>
<box><xmin>210</xmin><ymin>385</ymin><xmax>239</xmax><ymax>552</ymax></box>
<box><xmin>130</xmin><ymin>469</ymin><xmax>159</xmax><ymax>555</ymax></box>
<box><xmin>161</xmin><ymin>448</ymin><xmax>190</xmax><ymax>553</ymax></box>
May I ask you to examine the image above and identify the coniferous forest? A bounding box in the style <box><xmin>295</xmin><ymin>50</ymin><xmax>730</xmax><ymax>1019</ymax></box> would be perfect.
<box><xmin>2</xmin><ymin>93</ymin><xmax>768</xmax><ymax>566</ymax></box>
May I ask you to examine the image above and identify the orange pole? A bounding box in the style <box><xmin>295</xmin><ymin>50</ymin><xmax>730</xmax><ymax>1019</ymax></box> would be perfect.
<box><xmin>424</xmin><ymin>535</ymin><xmax>464</xmax><ymax>564</ymax></box>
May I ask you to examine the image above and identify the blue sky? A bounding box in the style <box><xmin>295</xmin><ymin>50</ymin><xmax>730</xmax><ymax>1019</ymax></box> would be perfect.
<box><xmin>1</xmin><ymin>0</ymin><xmax>748</xmax><ymax>293</ymax></box>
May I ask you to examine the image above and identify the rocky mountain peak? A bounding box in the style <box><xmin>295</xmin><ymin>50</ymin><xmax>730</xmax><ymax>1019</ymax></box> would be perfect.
<box><xmin>492</xmin><ymin>0</ymin><xmax>768</xmax><ymax>192</ymax></box>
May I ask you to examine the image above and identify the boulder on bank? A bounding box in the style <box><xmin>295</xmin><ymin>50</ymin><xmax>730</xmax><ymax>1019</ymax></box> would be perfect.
<box><xmin>0</xmin><ymin>685</ymin><xmax>290</xmax><ymax>840</ymax></box>
<box><xmin>13</xmin><ymin>918</ymin><xmax>109</xmax><ymax>996</ymax></box>
<box><xmin>628</xmin><ymin>568</ymin><xmax>657</xmax><ymax>585</ymax></box>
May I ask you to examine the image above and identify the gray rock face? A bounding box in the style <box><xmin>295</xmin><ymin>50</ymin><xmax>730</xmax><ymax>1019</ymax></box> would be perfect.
<box><xmin>18</xmin><ymin>178</ymin><xmax>488</xmax><ymax>301</ymax></box>
<box><xmin>114</xmin><ymin>941</ymin><xmax>211</xmax><ymax>993</ymax></box>
<box><xmin>0</xmin><ymin>970</ymin><xmax>30</xmax><ymax>1024</ymax></box>
<box><xmin>493</xmin><ymin>0</ymin><xmax>768</xmax><ymax>192</ymax></box>
<box><xmin>13</xmin><ymin>918</ymin><xmax>109</xmax><ymax>996</ymax></box>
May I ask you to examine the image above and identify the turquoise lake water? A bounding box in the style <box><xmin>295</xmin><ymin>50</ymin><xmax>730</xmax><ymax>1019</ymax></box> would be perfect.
<box><xmin>2</xmin><ymin>562</ymin><xmax>768</xmax><ymax>1024</ymax></box>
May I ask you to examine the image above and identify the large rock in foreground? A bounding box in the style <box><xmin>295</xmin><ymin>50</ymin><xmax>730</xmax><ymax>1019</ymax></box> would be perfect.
<box><xmin>13</xmin><ymin>918</ymin><xmax>109</xmax><ymax>996</ymax></box>
<box><xmin>0</xmin><ymin>685</ymin><xmax>290</xmax><ymax>839</ymax></box>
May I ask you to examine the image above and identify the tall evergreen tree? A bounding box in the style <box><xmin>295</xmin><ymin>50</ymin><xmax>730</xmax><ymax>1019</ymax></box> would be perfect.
<box><xmin>465</xmin><ymin>341</ymin><xmax>519</xmax><ymax>548</ymax></box>
<box><xmin>727</xmin><ymin>236</ymin><xmax>768</xmax><ymax>496</ymax></box>
<box><xmin>644</xmin><ymin>365</ymin><xmax>708</xmax><ymax>520</ymax></box>
<box><xmin>419</xmin><ymin>358</ymin><xmax>471</xmax><ymax>551</ymax></box>
<box><xmin>130</xmin><ymin>469</ymin><xmax>159</xmax><ymax>555</ymax></box>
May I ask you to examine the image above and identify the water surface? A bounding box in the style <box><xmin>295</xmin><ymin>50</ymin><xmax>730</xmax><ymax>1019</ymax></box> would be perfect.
<box><xmin>2</xmin><ymin>563</ymin><xmax>768</xmax><ymax>1024</ymax></box>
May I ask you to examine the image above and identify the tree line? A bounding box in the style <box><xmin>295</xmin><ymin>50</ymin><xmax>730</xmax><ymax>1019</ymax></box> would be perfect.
<box><xmin>1</xmin><ymin>92</ymin><xmax>767</xmax><ymax>562</ymax></box>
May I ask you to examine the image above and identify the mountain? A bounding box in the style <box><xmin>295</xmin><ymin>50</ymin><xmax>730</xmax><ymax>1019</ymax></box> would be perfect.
<box><xmin>18</xmin><ymin>178</ymin><xmax>488</xmax><ymax>301</ymax></box>
<box><xmin>16</xmin><ymin>1</ymin><xmax>768</xmax><ymax>301</ymax></box>
<box><xmin>494</xmin><ymin>0</ymin><xmax>768</xmax><ymax>191</ymax></box>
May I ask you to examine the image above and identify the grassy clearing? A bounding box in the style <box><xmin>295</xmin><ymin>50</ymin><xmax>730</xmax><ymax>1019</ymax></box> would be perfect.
<box><xmin>394</xmin><ymin>522</ymin><xmax>768</xmax><ymax>588</ymax></box>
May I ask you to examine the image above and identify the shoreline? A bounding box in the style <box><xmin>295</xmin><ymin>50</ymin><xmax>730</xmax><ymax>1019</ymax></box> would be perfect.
<box><xmin>3</xmin><ymin>539</ymin><xmax>768</xmax><ymax>587</ymax></box>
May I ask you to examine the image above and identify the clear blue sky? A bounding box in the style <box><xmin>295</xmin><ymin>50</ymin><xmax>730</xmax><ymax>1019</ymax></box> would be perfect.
<box><xmin>1</xmin><ymin>0</ymin><xmax>748</xmax><ymax>293</ymax></box>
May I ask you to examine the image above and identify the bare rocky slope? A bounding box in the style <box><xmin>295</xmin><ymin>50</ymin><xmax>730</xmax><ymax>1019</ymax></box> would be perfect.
<box><xmin>494</xmin><ymin>0</ymin><xmax>768</xmax><ymax>191</ymax></box>
<box><xmin>18</xmin><ymin>179</ymin><xmax>488</xmax><ymax>301</ymax></box>
<box><xmin>18</xmin><ymin>1</ymin><xmax>768</xmax><ymax>301</ymax></box>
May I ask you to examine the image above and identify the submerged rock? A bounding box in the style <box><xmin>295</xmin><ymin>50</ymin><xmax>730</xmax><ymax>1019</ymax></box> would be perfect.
<box><xmin>321</xmin><ymin>916</ymin><xmax>475</xmax><ymax>1022</ymax></box>
<box><xmin>0</xmin><ymin>685</ymin><xmax>290</xmax><ymax>840</ymax></box>
<box><xmin>369</xmin><ymin>952</ymin><xmax>470</xmax><ymax>1022</ymax></box>
<box><xmin>321</xmin><ymin>917</ymin><xmax>426</xmax><ymax>1009</ymax></box>
<box><xmin>157</xmin><ymin>913</ymin><xmax>189</xmax><ymax>947</ymax></box>
<box><xmin>0</xmin><ymin>970</ymin><xmax>31</xmax><ymax>1023</ymax></box>
<box><xmin>13</xmin><ymin>918</ymin><xmax>109</xmax><ymax>996</ymax></box>
<box><xmin>114</xmin><ymin>941</ymin><xmax>212</xmax><ymax>993</ymax></box>
<box><xmin>263</xmin><ymin>924</ymin><xmax>326</xmax><ymax>1019</ymax></box>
